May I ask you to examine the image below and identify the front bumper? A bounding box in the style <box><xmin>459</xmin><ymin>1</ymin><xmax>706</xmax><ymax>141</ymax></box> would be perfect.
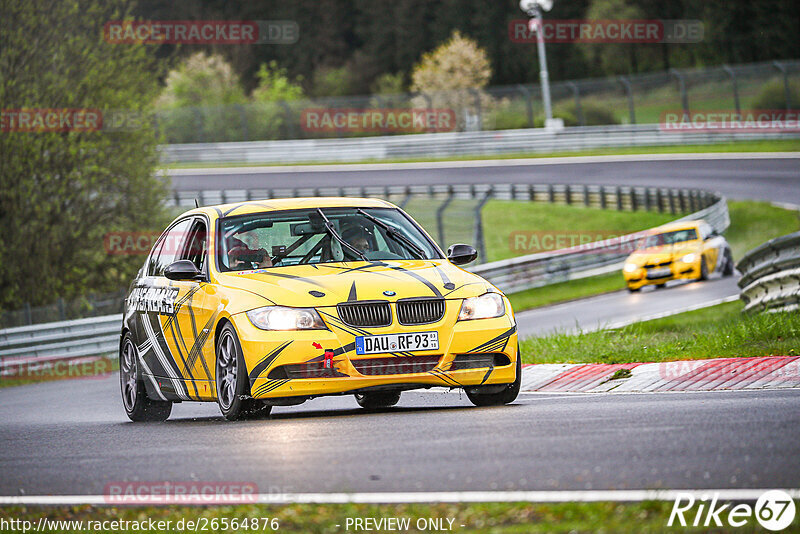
<box><xmin>624</xmin><ymin>261</ymin><xmax>701</xmax><ymax>289</ymax></box>
<box><xmin>232</xmin><ymin>299</ymin><xmax>518</xmax><ymax>399</ymax></box>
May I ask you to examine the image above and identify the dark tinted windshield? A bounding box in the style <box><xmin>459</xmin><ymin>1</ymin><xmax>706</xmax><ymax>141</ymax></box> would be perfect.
<box><xmin>217</xmin><ymin>207</ymin><xmax>441</xmax><ymax>271</ymax></box>
<box><xmin>640</xmin><ymin>228</ymin><xmax>699</xmax><ymax>249</ymax></box>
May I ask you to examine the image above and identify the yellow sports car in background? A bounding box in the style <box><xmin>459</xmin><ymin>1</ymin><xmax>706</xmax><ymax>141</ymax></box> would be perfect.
<box><xmin>622</xmin><ymin>220</ymin><xmax>734</xmax><ymax>292</ymax></box>
<box><xmin>119</xmin><ymin>197</ymin><xmax>519</xmax><ymax>421</ymax></box>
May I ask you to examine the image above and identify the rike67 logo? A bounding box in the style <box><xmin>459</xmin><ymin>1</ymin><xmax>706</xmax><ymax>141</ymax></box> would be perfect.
<box><xmin>668</xmin><ymin>491</ymin><xmax>796</xmax><ymax>531</ymax></box>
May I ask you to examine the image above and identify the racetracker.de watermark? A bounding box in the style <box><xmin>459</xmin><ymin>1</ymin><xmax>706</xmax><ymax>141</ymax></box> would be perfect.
<box><xmin>104</xmin><ymin>481</ymin><xmax>267</xmax><ymax>504</ymax></box>
<box><xmin>103</xmin><ymin>20</ymin><xmax>298</xmax><ymax>45</ymax></box>
<box><xmin>660</xmin><ymin>110</ymin><xmax>800</xmax><ymax>133</ymax></box>
<box><xmin>509</xmin><ymin>19</ymin><xmax>703</xmax><ymax>43</ymax></box>
<box><xmin>659</xmin><ymin>359</ymin><xmax>800</xmax><ymax>382</ymax></box>
<box><xmin>509</xmin><ymin>230</ymin><xmax>644</xmax><ymax>255</ymax></box>
<box><xmin>1</xmin><ymin>109</ymin><xmax>146</xmax><ymax>132</ymax></box>
<box><xmin>1</xmin><ymin>357</ymin><xmax>113</xmax><ymax>382</ymax></box>
<box><xmin>300</xmin><ymin>108</ymin><xmax>457</xmax><ymax>134</ymax></box>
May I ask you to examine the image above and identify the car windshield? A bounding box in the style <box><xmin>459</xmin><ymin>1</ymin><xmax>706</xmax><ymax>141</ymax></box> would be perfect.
<box><xmin>640</xmin><ymin>228</ymin><xmax>698</xmax><ymax>249</ymax></box>
<box><xmin>217</xmin><ymin>207</ymin><xmax>441</xmax><ymax>271</ymax></box>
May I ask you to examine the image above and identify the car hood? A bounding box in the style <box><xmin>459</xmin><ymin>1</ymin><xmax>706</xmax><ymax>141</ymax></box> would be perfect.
<box><xmin>628</xmin><ymin>243</ymin><xmax>699</xmax><ymax>264</ymax></box>
<box><xmin>215</xmin><ymin>259</ymin><xmax>495</xmax><ymax>308</ymax></box>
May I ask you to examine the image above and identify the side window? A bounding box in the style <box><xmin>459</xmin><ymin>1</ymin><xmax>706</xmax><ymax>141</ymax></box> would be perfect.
<box><xmin>148</xmin><ymin>219</ymin><xmax>193</xmax><ymax>277</ymax></box>
<box><xmin>181</xmin><ymin>219</ymin><xmax>208</xmax><ymax>272</ymax></box>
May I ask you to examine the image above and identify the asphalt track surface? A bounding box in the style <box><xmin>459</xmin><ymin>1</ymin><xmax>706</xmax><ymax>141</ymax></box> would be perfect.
<box><xmin>516</xmin><ymin>275</ymin><xmax>740</xmax><ymax>336</ymax></box>
<box><xmin>1</xmin><ymin>378</ymin><xmax>798</xmax><ymax>496</ymax></box>
<box><xmin>168</xmin><ymin>154</ymin><xmax>800</xmax><ymax>204</ymax></box>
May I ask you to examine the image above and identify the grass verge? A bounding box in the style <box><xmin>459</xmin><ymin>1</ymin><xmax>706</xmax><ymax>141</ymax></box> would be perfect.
<box><xmin>521</xmin><ymin>300</ymin><xmax>800</xmax><ymax>365</ymax></box>
<box><xmin>508</xmin><ymin>273</ymin><xmax>623</xmax><ymax>312</ymax></box>
<box><xmin>0</xmin><ymin>501</ymin><xmax>739</xmax><ymax>533</ymax></box>
<box><xmin>482</xmin><ymin>202</ymin><xmax>679</xmax><ymax>263</ymax></box>
<box><xmin>161</xmin><ymin>139</ymin><xmax>800</xmax><ymax>169</ymax></box>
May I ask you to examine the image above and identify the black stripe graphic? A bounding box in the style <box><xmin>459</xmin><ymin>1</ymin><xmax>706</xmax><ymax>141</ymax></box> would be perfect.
<box><xmin>248</xmin><ymin>341</ymin><xmax>292</xmax><ymax>385</ymax></box>
<box><xmin>348</xmin><ymin>281</ymin><xmax>358</xmax><ymax>302</ymax></box>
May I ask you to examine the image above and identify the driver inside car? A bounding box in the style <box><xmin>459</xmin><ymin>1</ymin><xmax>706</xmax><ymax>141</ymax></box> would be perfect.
<box><xmin>227</xmin><ymin>236</ymin><xmax>273</xmax><ymax>270</ymax></box>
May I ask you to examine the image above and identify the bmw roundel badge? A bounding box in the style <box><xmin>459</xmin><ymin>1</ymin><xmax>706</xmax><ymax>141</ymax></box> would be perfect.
<box><xmin>383</xmin><ymin>290</ymin><xmax>396</xmax><ymax>296</ymax></box>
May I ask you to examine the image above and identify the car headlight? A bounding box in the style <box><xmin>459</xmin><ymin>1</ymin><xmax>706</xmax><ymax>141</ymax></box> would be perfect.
<box><xmin>458</xmin><ymin>292</ymin><xmax>505</xmax><ymax>321</ymax></box>
<box><xmin>624</xmin><ymin>263</ymin><xmax>639</xmax><ymax>273</ymax></box>
<box><xmin>246</xmin><ymin>306</ymin><xmax>326</xmax><ymax>330</ymax></box>
<box><xmin>681</xmin><ymin>253</ymin><xmax>697</xmax><ymax>264</ymax></box>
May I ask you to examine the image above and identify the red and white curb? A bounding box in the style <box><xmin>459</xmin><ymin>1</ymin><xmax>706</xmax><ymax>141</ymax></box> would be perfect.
<box><xmin>521</xmin><ymin>356</ymin><xmax>800</xmax><ymax>393</ymax></box>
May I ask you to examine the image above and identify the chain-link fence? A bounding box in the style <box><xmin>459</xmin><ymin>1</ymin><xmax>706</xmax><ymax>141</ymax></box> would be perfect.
<box><xmin>155</xmin><ymin>60</ymin><xmax>800</xmax><ymax>144</ymax></box>
<box><xmin>0</xmin><ymin>290</ymin><xmax>126</xmax><ymax>330</ymax></box>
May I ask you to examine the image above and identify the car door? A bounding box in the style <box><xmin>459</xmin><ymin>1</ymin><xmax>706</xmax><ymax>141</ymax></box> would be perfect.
<box><xmin>132</xmin><ymin>218</ymin><xmax>193</xmax><ymax>401</ymax></box>
<box><xmin>162</xmin><ymin>216</ymin><xmax>222</xmax><ymax>401</ymax></box>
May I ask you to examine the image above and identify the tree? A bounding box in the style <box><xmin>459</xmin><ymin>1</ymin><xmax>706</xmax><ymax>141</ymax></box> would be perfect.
<box><xmin>251</xmin><ymin>61</ymin><xmax>305</xmax><ymax>140</ymax></box>
<box><xmin>252</xmin><ymin>61</ymin><xmax>305</xmax><ymax>103</ymax></box>
<box><xmin>0</xmin><ymin>0</ymin><xmax>170</xmax><ymax>311</ymax></box>
<box><xmin>155</xmin><ymin>52</ymin><xmax>247</xmax><ymax>143</ymax></box>
<box><xmin>410</xmin><ymin>31</ymin><xmax>493</xmax><ymax>131</ymax></box>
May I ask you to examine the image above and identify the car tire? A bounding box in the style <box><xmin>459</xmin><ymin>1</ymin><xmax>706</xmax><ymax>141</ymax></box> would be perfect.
<box><xmin>699</xmin><ymin>257</ymin><xmax>709</xmax><ymax>281</ymax></box>
<box><xmin>355</xmin><ymin>390</ymin><xmax>401</xmax><ymax>410</ymax></box>
<box><xmin>722</xmin><ymin>249</ymin><xmax>735</xmax><ymax>277</ymax></box>
<box><xmin>627</xmin><ymin>285</ymin><xmax>640</xmax><ymax>293</ymax></box>
<box><xmin>465</xmin><ymin>347</ymin><xmax>521</xmax><ymax>407</ymax></box>
<box><xmin>119</xmin><ymin>333</ymin><xmax>172</xmax><ymax>422</ymax></box>
<box><xmin>216</xmin><ymin>323</ymin><xmax>272</xmax><ymax>421</ymax></box>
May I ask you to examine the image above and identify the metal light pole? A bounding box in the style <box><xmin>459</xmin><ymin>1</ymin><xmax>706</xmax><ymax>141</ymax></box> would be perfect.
<box><xmin>520</xmin><ymin>0</ymin><xmax>554</xmax><ymax>126</ymax></box>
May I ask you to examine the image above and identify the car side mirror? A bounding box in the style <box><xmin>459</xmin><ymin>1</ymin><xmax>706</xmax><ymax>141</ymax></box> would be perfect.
<box><xmin>164</xmin><ymin>260</ymin><xmax>203</xmax><ymax>281</ymax></box>
<box><xmin>447</xmin><ymin>244</ymin><xmax>478</xmax><ymax>266</ymax></box>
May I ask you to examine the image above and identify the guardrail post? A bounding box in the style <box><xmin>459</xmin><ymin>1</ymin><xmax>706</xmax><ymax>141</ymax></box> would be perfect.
<box><xmin>722</xmin><ymin>65</ymin><xmax>741</xmax><ymax>118</ymax></box>
<box><xmin>474</xmin><ymin>189</ymin><xmax>493</xmax><ymax>264</ymax></box>
<box><xmin>599</xmin><ymin>186</ymin><xmax>607</xmax><ymax>209</ymax></box>
<box><xmin>669</xmin><ymin>69</ymin><xmax>690</xmax><ymax>120</ymax></box>
<box><xmin>548</xmin><ymin>184</ymin><xmax>555</xmax><ymax>203</ymax></box>
<box><xmin>565</xmin><ymin>185</ymin><xmax>572</xmax><ymax>205</ymax></box>
<box><xmin>615</xmin><ymin>187</ymin><xmax>623</xmax><ymax>211</ymax></box>
<box><xmin>618</xmin><ymin>76</ymin><xmax>636</xmax><ymax>125</ymax></box>
<box><xmin>517</xmin><ymin>85</ymin><xmax>534</xmax><ymax>127</ymax></box>
<box><xmin>668</xmin><ymin>190</ymin><xmax>677</xmax><ymax>215</ymax></box>
<box><xmin>399</xmin><ymin>186</ymin><xmax>412</xmax><ymax>209</ymax></box>
<box><xmin>773</xmin><ymin>61</ymin><xmax>792</xmax><ymax>111</ymax></box>
<box><xmin>568</xmin><ymin>82</ymin><xmax>585</xmax><ymax>126</ymax></box>
<box><xmin>656</xmin><ymin>189</ymin><xmax>664</xmax><ymax>213</ymax></box>
<box><xmin>436</xmin><ymin>187</ymin><xmax>454</xmax><ymax>246</ymax></box>
<box><xmin>583</xmin><ymin>185</ymin><xmax>590</xmax><ymax>207</ymax></box>
<box><xmin>631</xmin><ymin>189</ymin><xmax>638</xmax><ymax>211</ymax></box>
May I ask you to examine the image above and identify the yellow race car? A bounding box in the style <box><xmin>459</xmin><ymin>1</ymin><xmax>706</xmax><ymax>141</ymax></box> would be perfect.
<box><xmin>119</xmin><ymin>197</ymin><xmax>519</xmax><ymax>421</ymax></box>
<box><xmin>622</xmin><ymin>220</ymin><xmax>734</xmax><ymax>292</ymax></box>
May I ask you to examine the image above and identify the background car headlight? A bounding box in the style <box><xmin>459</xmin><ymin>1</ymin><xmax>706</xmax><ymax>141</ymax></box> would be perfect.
<box><xmin>246</xmin><ymin>306</ymin><xmax>326</xmax><ymax>330</ymax></box>
<box><xmin>681</xmin><ymin>253</ymin><xmax>697</xmax><ymax>263</ymax></box>
<box><xmin>624</xmin><ymin>263</ymin><xmax>639</xmax><ymax>273</ymax></box>
<box><xmin>458</xmin><ymin>292</ymin><xmax>505</xmax><ymax>321</ymax></box>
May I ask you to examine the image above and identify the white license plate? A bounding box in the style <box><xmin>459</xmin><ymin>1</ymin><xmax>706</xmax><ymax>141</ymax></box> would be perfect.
<box><xmin>355</xmin><ymin>332</ymin><xmax>439</xmax><ymax>355</ymax></box>
<box><xmin>647</xmin><ymin>267</ymin><xmax>671</xmax><ymax>278</ymax></box>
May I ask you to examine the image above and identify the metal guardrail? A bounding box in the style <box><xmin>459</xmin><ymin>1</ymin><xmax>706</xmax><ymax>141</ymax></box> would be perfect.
<box><xmin>159</xmin><ymin>124</ymin><xmax>800</xmax><ymax>165</ymax></box>
<box><xmin>737</xmin><ymin>232</ymin><xmax>800</xmax><ymax>313</ymax></box>
<box><xmin>471</xmin><ymin>190</ymin><xmax>729</xmax><ymax>293</ymax></box>
<box><xmin>0</xmin><ymin>315</ymin><xmax>121</xmax><ymax>371</ymax></box>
